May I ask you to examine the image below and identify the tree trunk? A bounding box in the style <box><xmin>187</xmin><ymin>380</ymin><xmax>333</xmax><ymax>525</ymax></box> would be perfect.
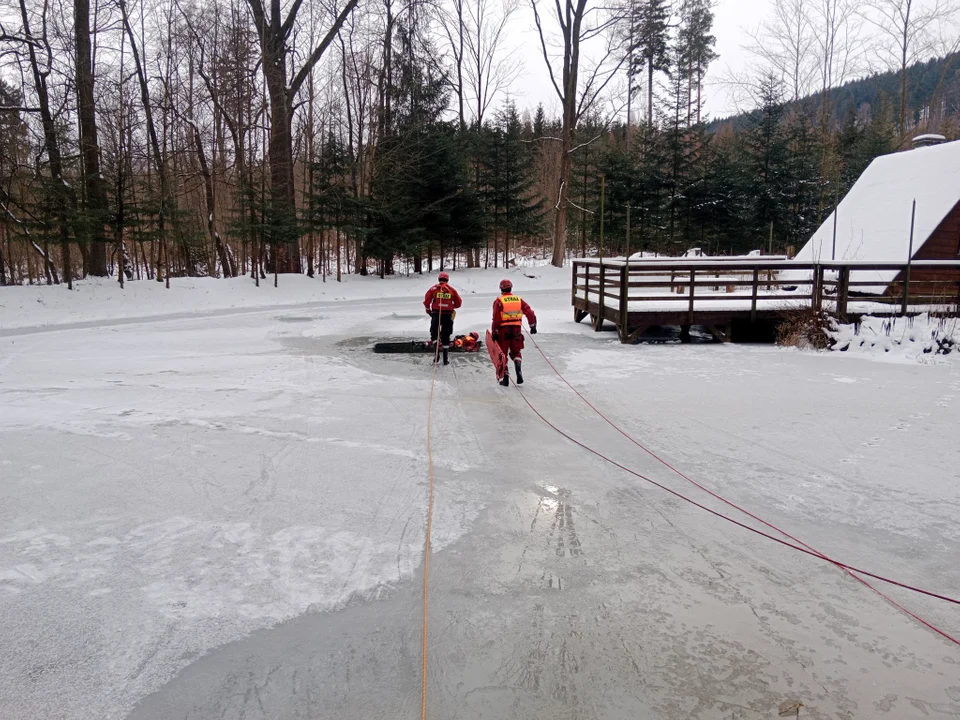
<box><xmin>19</xmin><ymin>0</ymin><xmax>72</xmax><ymax>288</ymax></box>
<box><xmin>552</xmin><ymin>108</ymin><xmax>573</xmax><ymax>267</ymax></box>
<box><xmin>191</xmin><ymin>122</ymin><xmax>233</xmax><ymax>277</ymax></box>
<box><xmin>899</xmin><ymin>30</ymin><xmax>909</xmax><ymax>134</ymax></box>
<box><xmin>263</xmin><ymin>67</ymin><xmax>301</xmax><ymax>273</ymax></box>
<box><xmin>120</xmin><ymin>0</ymin><xmax>168</xmax><ymax>286</ymax></box>
<box><xmin>647</xmin><ymin>58</ymin><xmax>654</xmax><ymax>127</ymax></box>
<box><xmin>76</xmin><ymin>0</ymin><xmax>109</xmax><ymax>277</ymax></box>
<box><xmin>245</xmin><ymin>0</ymin><xmax>359</xmax><ymax>274</ymax></box>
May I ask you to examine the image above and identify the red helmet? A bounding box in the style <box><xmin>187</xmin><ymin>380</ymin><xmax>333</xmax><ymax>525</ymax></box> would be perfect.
<box><xmin>469</xmin><ymin>331</ymin><xmax>479</xmax><ymax>340</ymax></box>
<box><xmin>438</xmin><ymin>272</ymin><xmax>449</xmax><ymax>282</ymax></box>
<box><xmin>499</xmin><ymin>279</ymin><xmax>513</xmax><ymax>292</ymax></box>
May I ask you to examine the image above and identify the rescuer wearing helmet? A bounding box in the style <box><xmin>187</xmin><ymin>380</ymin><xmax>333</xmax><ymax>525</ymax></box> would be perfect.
<box><xmin>423</xmin><ymin>272</ymin><xmax>463</xmax><ymax>358</ymax></box>
<box><xmin>491</xmin><ymin>278</ymin><xmax>537</xmax><ymax>386</ymax></box>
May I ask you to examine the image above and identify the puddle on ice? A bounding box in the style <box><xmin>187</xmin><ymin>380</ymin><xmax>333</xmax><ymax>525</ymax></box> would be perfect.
<box><xmin>276</xmin><ymin>315</ymin><xmax>321</xmax><ymax>323</ymax></box>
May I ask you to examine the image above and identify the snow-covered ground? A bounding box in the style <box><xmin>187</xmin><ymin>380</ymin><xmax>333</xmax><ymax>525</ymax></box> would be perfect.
<box><xmin>0</xmin><ymin>265</ymin><xmax>570</xmax><ymax>331</ymax></box>
<box><xmin>1</xmin><ymin>275</ymin><xmax>959</xmax><ymax>719</ymax></box>
<box><xmin>828</xmin><ymin>313</ymin><xmax>959</xmax><ymax>362</ymax></box>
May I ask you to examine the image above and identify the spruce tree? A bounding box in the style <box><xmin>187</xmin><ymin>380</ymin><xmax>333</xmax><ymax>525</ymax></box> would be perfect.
<box><xmin>597</xmin><ymin>140</ymin><xmax>638</xmax><ymax>255</ymax></box>
<box><xmin>783</xmin><ymin>112</ymin><xmax>825</xmax><ymax>251</ymax></box>
<box><xmin>366</xmin><ymin>19</ymin><xmax>484</xmax><ymax>274</ymax></box>
<box><xmin>482</xmin><ymin>101</ymin><xmax>545</xmax><ymax>265</ymax></box>
<box><xmin>631</xmin><ymin>0</ymin><xmax>672</xmax><ymax>126</ymax></box>
<box><xmin>743</xmin><ymin>75</ymin><xmax>791</xmax><ymax>251</ymax></box>
<box><xmin>677</xmin><ymin>0</ymin><xmax>717</xmax><ymax>126</ymax></box>
<box><xmin>566</xmin><ymin>114</ymin><xmax>603</xmax><ymax>257</ymax></box>
<box><xmin>306</xmin><ymin>129</ymin><xmax>351</xmax><ymax>275</ymax></box>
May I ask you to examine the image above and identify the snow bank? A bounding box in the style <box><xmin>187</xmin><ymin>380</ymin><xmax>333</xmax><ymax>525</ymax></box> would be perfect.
<box><xmin>0</xmin><ymin>264</ymin><xmax>569</xmax><ymax>331</ymax></box>
<box><xmin>626</xmin><ymin>249</ymin><xmax>780</xmax><ymax>261</ymax></box>
<box><xmin>828</xmin><ymin>313</ymin><xmax>958</xmax><ymax>362</ymax></box>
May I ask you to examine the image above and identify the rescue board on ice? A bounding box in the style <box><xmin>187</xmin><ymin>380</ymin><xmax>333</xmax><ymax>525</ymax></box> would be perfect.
<box><xmin>373</xmin><ymin>340</ymin><xmax>481</xmax><ymax>354</ymax></box>
<box><xmin>485</xmin><ymin>330</ymin><xmax>508</xmax><ymax>381</ymax></box>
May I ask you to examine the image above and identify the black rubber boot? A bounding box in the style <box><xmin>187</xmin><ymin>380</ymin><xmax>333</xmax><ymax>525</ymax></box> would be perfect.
<box><xmin>500</xmin><ymin>373</ymin><xmax>509</xmax><ymax>387</ymax></box>
<box><xmin>515</xmin><ymin>360</ymin><xmax>523</xmax><ymax>385</ymax></box>
<box><xmin>442</xmin><ymin>347</ymin><xmax>449</xmax><ymax>365</ymax></box>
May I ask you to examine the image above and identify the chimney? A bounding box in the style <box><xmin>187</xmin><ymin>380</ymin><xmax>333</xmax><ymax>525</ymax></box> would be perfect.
<box><xmin>911</xmin><ymin>133</ymin><xmax>947</xmax><ymax>148</ymax></box>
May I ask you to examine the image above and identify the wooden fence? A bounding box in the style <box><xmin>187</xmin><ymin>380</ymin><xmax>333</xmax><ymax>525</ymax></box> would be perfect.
<box><xmin>571</xmin><ymin>258</ymin><xmax>960</xmax><ymax>343</ymax></box>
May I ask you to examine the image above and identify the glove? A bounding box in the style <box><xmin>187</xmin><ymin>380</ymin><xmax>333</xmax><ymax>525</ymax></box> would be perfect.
<box><xmin>530</xmin><ymin>324</ymin><xmax>537</xmax><ymax>334</ymax></box>
<box><xmin>426</xmin><ymin>309</ymin><xmax>432</xmax><ymax>316</ymax></box>
<box><xmin>492</xmin><ymin>330</ymin><xmax>499</xmax><ymax>341</ymax></box>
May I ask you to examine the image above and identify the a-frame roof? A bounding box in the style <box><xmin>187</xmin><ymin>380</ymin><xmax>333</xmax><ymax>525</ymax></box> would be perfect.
<box><xmin>795</xmin><ymin>139</ymin><xmax>960</xmax><ymax>264</ymax></box>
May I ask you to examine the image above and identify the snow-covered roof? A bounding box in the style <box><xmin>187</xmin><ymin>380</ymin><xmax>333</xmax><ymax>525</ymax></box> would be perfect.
<box><xmin>796</xmin><ymin>140</ymin><xmax>960</xmax><ymax>266</ymax></box>
<box><xmin>912</xmin><ymin>133</ymin><xmax>947</xmax><ymax>145</ymax></box>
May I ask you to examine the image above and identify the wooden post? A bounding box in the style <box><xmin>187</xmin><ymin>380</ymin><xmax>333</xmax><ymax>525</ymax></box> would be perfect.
<box><xmin>831</xmin><ymin>168</ymin><xmax>840</xmax><ymax>260</ymax></box>
<box><xmin>596</xmin><ymin>261</ymin><xmax>606</xmax><ymax>331</ymax></box>
<box><xmin>625</xmin><ymin>203</ymin><xmax>631</xmax><ymax>260</ymax></box>
<box><xmin>813</xmin><ymin>265</ymin><xmax>823</xmax><ymax>312</ymax></box>
<box><xmin>751</xmin><ymin>268</ymin><xmax>759</xmax><ymax>322</ymax></box>
<box><xmin>903</xmin><ymin>199</ymin><xmax>916</xmax><ymax>317</ymax></box>
<box><xmin>572</xmin><ymin>260</ymin><xmax>578</xmax><ymax>308</ymax></box>
<box><xmin>619</xmin><ymin>263</ymin><xmax>629</xmax><ymax>341</ymax></box>
<box><xmin>599</xmin><ymin>175</ymin><xmax>605</xmax><ymax>258</ymax></box>
<box><xmin>688</xmin><ymin>268</ymin><xmax>696</xmax><ymax>325</ymax></box>
<box><xmin>837</xmin><ymin>265</ymin><xmax>850</xmax><ymax>318</ymax></box>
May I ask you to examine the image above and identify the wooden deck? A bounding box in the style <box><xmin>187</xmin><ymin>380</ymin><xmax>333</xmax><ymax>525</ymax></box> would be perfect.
<box><xmin>571</xmin><ymin>258</ymin><xmax>960</xmax><ymax>343</ymax></box>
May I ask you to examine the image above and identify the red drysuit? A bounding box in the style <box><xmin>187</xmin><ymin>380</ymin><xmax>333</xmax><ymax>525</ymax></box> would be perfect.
<box><xmin>491</xmin><ymin>292</ymin><xmax>536</xmax><ymax>360</ymax></box>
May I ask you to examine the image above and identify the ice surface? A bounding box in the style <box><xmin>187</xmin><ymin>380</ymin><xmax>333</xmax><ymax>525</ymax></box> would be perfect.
<box><xmin>1</xmin><ymin>277</ymin><xmax>959</xmax><ymax>719</ymax></box>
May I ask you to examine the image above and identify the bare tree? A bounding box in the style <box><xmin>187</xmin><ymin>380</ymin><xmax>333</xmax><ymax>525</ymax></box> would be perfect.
<box><xmin>244</xmin><ymin>0</ymin><xmax>359</xmax><ymax>273</ymax></box>
<box><xmin>532</xmin><ymin>0</ymin><xmax>623</xmax><ymax>267</ymax></box>
<box><xmin>13</xmin><ymin>0</ymin><xmax>68</xmax><ymax>286</ymax></box>
<box><xmin>438</xmin><ymin>0</ymin><xmax>519</xmax><ymax>128</ymax></box>
<box><xmin>75</xmin><ymin>0</ymin><xmax>109</xmax><ymax>276</ymax></box>
<box><xmin>810</xmin><ymin>0</ymin><xmax>864</xmax><ymax>129</ymax></box>
<box><xmin>744</xmin><ymin>0</ymin><xmax>819</xmax><ymax>103</ymax></box>
<box><xmin>438</xmin><ymin>0</ymin><xmax>467</xmax><ymax>128</ymax></box>
<box><xmin>861</xmin><ymin>0</ymin><xmax>959</xmax><ymax>134</ymax></box>
<box><xmin>119</xmin><ymin>0</ymin><xmax>171</xmax><ymax>285</ymax></box>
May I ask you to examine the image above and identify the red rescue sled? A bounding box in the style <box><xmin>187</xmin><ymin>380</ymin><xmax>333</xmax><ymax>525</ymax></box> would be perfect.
<box><xmin>485</xmin><ymin>329</ymin><xmax>508</xmax><ymax>382</ymax></box>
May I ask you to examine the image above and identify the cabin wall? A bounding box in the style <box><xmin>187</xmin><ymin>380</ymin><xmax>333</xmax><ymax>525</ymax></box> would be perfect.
<box><xmin>889</xmin><ymin>201</ymin><xmax>960</xmax><ymax>301</ymax></box>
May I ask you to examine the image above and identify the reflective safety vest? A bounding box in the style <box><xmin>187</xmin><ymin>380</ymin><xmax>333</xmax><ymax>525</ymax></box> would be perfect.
<box><xmin>500</xmin><ymin>294</ymin><xmax>523</xmax><ymax>325</ymax></box>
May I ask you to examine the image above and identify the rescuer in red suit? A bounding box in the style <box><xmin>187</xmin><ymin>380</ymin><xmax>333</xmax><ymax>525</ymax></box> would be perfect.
<box><xmin>491</xmin><ymin>278</ymin><xmax>537</xmax><ymax>386</ymax></box>
<box><xmin>423</xmin><ymin>272</ymin><xmax>463</xmax><ymax>350</ymax></box>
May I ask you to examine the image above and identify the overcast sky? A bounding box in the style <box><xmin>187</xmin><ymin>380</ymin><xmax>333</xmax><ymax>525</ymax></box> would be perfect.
<box><xmin>501</xmin><ymin>0</ymin><xmax>807</xmax><ymax>121</ymax></box>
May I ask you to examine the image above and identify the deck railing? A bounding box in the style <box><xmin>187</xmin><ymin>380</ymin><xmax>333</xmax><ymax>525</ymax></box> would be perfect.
<box><xmin>571</xmin><ymin>258</ymin><xmax>960</xmax><ymax>341</ymax></box>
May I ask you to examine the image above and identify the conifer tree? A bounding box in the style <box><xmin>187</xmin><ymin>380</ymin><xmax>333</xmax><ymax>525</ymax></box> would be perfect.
<box><xmin>481</xmin><ymin>101</ymin><xmax>545</xmax><ymax>265</ymax></box>
<box><xmin>630</xmin><ymin>0</ymin><xmax>672</xmax><ymax>126</ymax></box>
<box><xmin>743</xmin><ymin>75</ymin><xmax>792</xmax><ymax>251</ymax></box>
<box><xmin>677</xmin><ymin>0</ymin><xmax>717</xmax><ymax>125</ymax></box>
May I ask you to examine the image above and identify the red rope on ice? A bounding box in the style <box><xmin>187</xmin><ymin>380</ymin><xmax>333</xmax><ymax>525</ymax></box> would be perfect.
<box><xmin>517</xmin><ymin>326</ymin><xmax>960</xmax><ymax>646</ymax></box>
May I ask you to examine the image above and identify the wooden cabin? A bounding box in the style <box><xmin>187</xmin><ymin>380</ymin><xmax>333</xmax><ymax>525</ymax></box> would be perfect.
<box><xmin>794</xmin><ymin>138</ymin><xmax>960</xmax><ymax>300</ymax></box>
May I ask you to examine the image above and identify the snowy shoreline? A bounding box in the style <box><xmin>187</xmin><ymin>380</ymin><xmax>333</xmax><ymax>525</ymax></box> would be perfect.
<box><xmin>0</xmin><ymin>266</ymin><xmax>571</xmax><ymax>331</ymax></box>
